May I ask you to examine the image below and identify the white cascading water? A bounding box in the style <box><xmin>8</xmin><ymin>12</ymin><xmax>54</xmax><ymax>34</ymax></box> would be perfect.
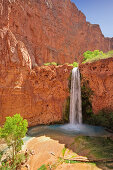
<box><xmin>59</xmin><ymin>67</ymin><xmax>108</xmax><ymax>136</ymax></box>
<box><xmin>28</xmin><ymin>67</ymin><xmax>108</xmax><ymax>137</ymax></box>
<box><xmin>69</xmin><ymin>67</ymin><xmax>82</xmax><ymax>124</ymax></box>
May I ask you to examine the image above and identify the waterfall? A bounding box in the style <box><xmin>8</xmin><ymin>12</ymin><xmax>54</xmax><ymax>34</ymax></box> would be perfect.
<box><xmin>69</xmin><ymin>67</ymin><xmax>82</xmax><ymax>124</ymax></box>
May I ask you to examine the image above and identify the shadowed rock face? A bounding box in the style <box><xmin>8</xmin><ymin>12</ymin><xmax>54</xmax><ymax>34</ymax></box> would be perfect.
<box><xmin>80</xmin><ymin>58</ymin><xmax>113</xmax><ymax>114</ymax></box>
<box><xmin>0</xmin><ymin>0</ymin><xmax>113</xmax><ymax>66</ymax></box>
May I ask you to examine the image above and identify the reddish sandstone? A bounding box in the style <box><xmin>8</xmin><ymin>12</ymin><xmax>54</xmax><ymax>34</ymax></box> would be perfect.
<box><xmin>0</xmin><ymin>16</ymin><xmax>72</xmax><ymax>126</ymax></box>
<box><xmin>79</xmin><ymin>58</ymin><xmax>113</xmax><ymax>113</ymax></box>
<box><xmin>0</xmin><ymin>64</ymin><xmax>72</xmax><ymax>126</ymax></box>
<box><xmin>0</xmin><ymin>0</ymin><xmax>113</xmax><ymax>66</ymax></box>
<box><xmin>0</xmin><ymin>0</ymin><xmax>113</xmax><ymax>126</ymax></box>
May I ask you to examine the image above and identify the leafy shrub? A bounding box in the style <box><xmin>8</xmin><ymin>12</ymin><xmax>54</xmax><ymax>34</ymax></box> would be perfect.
<box><xmin>68</xmin><ymin>62</ymin><xmax>78</xmax><ymax>67</ymax></box>
<box><xmin>83</xmin><ymin>50</ymin><xmax>104</xmax><ymax>63</ymax></box>
<box><xmin>51</xmin><ymin>62</ymin><xmax>57</xmax><ymax>66</ymax></box>
<box><xmin>43</xmin><ymin>63</ymin><xmax>50</xmax><ymax>66</ymax></box>
<box><xmin>44</xmin><ymin>62</ymin><xmax>78</xmax><ymax>67</ymax></box>
<box><xmin>0</xmin><ymin>114</ymin><xmax>28</xmax><ymax>169</ymax></box>
<box><xmin>83</xmin><ymin>50</ymin><xmax>113</xmax><ymax>63</ymax></box>
<box><xmin>73</xmin><ymin>62</ymin><xmax>78</xmax><ymax>67</ymax></box>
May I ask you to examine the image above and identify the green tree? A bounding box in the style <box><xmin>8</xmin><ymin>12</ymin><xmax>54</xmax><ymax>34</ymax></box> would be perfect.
<box><xmin>83</xmin><ymin>50</ymin><xmax>105</xmax><ymax>63</ymax></box>
<box><xmin>68</xmin><ymin>62</ymin><xmax>78</xmax><ymax>67</ymax></box>
<box><xmin>0</xmin><ymin>114</ymin><xmax>28</xmax><ymax>163</ymax></box>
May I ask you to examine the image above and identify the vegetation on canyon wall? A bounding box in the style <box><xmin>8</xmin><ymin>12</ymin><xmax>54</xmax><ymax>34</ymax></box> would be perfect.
<box><xmin>83</xmin><ymin>50</ymin><xmax>113</xmax><ymax>63</ymax></box>
<box><xmin>81</xmin><ymin>77</ymin><xmax>113</xmax><ymax>131</ymax></box>
<box><xmin>44</xmin><ymin>62</ymin><xmax>78</xmax><ymax>67</ymax></box>
<box><xmin>63</xmin><ymin>97</ymin><xmax>70</xmax><ymax>123</ymax></box>
<box><xmin>0</xmin><ymin>114</ymin><xmax>28</xmax><ymax>169</ymax></box>
<box><xmin>44</xmin><ymin>50</ymin><xmax>113</xmax><ymax>66</ymax></box>
<box><xmin>86</xmin><ymin>110</ymin><xmax>113</xmax><ymax>131</ymax></box>
<box><xmin>81</xmin><ymin>78</ymin><xmax>93</xmax><ymax>122</ymax></box>
<box><xmin>63</xmin><ymin>72</ymin><xmax>72</xmax><ymax>123</ymax></box>
<box><xmin>68</xmin><ymin>62</ymin><xmax>78</xmax><ymax>67</ymax></box>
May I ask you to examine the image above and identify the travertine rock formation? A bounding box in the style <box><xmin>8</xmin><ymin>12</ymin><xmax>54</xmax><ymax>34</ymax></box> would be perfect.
<box><xmin>0</xmin><ymin>28</ymin><xmax>72</xmax><ymax>126</ymax></box>
<box><xmin>0</xmin><ymin>63</ymin><xmax>72</xmax><ymax>126</ymax></box>
<box><xmin>0</xmin><ymin>0</ymin><xmax>113</xmax><ymax>66</ymax></box>
<box><xmin>80</xmin><ymin>58</ymin><xmax>113</xmax><ymax>113</ymax></box>
<box><xmin>0</xmin><ymin>0</ymin><xmax>74</xmax><ymax>126</ymax></box>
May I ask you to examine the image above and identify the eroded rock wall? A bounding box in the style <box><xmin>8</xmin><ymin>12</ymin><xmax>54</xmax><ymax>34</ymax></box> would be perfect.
<box><xmin>0</xmin><ymin>0</ymin><xmax>113</xmax><ymax>66</ymax></box>
<box><xmin>0</xmin><ymin>64</ymin><xmax>72</xmax><ymax>126</ymax></box>
<box><xmin>0</xmin><ymin>28</ymin><xmax>72</xmax><ymax>126</ymax></box>
<box><xmin>79</xmin><ymin>58</ymin><xmax>113</xmax><ymax>113</ymax></box>
<box><xmin>0</xmin><ymin>0</ymin><xmax>113</xmax><ymax>125</ymax></box>
<box><xmin>0</xmin><ymin>0</ymin><xmax>74</xmax><ymax>126</ymax></box>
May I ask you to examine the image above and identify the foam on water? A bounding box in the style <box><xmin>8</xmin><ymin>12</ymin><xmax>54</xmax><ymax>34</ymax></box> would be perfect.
<box><xmin>58</xmin><ymin>123</ymin><xmax>109</xmax><ymax>136</ymax></box>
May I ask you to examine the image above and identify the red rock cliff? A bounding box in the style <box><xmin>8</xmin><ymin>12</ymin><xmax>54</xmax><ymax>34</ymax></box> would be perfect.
<box><xmin>0</xmin><ymin>26</ymin><xmax>72</xmax><ymax>126</ymax></box>
<box><xmin>80</xmin><ymin>58</ymin><xmax>113</xmax><ymax>113</ymax></box>
<box><xmin>0</xmin><ymin>0</ymin><xmax>113</xmax><ymax>66</ymax></box>
<box><xmin>0</xmin><ymin>0</ymin><xmax>73</xmax><ymax>126</ymax></box>
<box><xmin>0</xmin><ymin>0</ymin><xmax>113</xmax><ymax>125</ymax></box>
<box><xmin>0</xmin><ymin>63</ymin><xmax>72</xmax><ymax>126</ymax></box>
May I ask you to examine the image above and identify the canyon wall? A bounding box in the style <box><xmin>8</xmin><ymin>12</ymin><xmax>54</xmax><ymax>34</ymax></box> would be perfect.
<box><xmin>0</xmin><ymin>0</ymin><xmax>113</xmax><ymax>66</ymax></box>
<box><xmin>0</xmin><ymin>65</ymin><xmax>72</xmax><ymax>127</ymax></box>
<box><xmin>80</xmin><ymin>58</ymin><xmax>113</xmax><ymax>114</ymax></box>
<box><xmin>0</xmin><ymin>0</ymin><xmax>113</xmax><ymax>125</ymax></box>
<box><xmin>0</xmin><ymin>0</ymin><xmax>75</xmax><ymax>126</ymax></box>
<box><xmin>0</xmin><ymin>60</ymin><xmax>72</xmax><ymax>127</ymax></box>
<box><xmin>0</xmin><ymin>27</ymin><xmax>72</xmax><ymax>126</ymax></box>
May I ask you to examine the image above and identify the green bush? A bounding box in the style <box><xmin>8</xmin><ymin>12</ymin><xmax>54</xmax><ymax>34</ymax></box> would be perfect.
<box><xmin>68</xmin><ymin>62</ymin><xmax>78</xmax><ymax>67</ymax></box>
<box><xmin>0</xmin><ymin>114</ymin><xmax>28</xmax><ymax>169</ymax></box>
<box><xmin>82</xmin><ymin>50</ymin><xmax>113</xmax><ymax>63</ymax></box>
<box><xmin>43</xmin><ymin>62</ymin><xmax>78</xmax><ymax>67</ymax></box>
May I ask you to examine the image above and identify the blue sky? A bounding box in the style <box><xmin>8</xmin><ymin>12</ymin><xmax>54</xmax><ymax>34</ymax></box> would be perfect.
<box><xmin>71</xmin><ymin>0</ymin><xmax>113</xmax><ymax>38</ymax></box>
